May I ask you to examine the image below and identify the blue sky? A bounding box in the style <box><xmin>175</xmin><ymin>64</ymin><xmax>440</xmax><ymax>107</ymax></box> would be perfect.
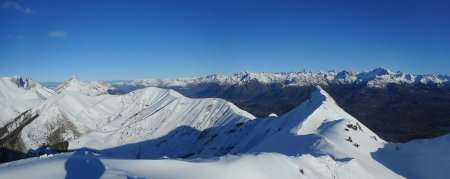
<box><xmin>0</xmin><ymin>0</ymin><xmax>449</xmax><ymax>81</ymax></box>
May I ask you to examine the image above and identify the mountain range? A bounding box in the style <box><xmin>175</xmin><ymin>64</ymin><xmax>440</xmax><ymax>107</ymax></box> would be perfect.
<box><xmin>109</xmin><ymin>67</ymin><xmax>450</xmax><ymax>142</ymax></box>
<box><xmin>113</xmin><ymin>67</ymin><xmax>449</xmax><ymax>89</ymax></box>
<box><xmin>0</xmin><ymin>68</ymin><xmax>449</xmax><ymax>178</ymax></box>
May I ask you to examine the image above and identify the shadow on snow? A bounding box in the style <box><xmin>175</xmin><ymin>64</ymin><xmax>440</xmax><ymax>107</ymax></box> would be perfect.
<box><xmin>64</xmin><ymin>149</ymin><xmax>105</xmax><ymax>179</ymax></box>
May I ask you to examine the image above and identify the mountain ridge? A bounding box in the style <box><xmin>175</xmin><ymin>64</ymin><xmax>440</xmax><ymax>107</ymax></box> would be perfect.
<box><xmin>54</xmin><ymin>76</ymin><xmax>120</xmax><ymax>96</ymax></box>
<box><xmin>6</xmin><ymin>67</ymin><xmax>450</xmax><ymax>143</ymax></box>
<box><xmin>0</xmin><ymin>76</ymin><xmax>54</xmax><ymax>127</ymax></box>
<box><xmin>111</xmin><ymin>67</ymin><xmax>449</xmax><ymax>91</ymax></box>
<box><xmin>1</xmin><ymin>80</ymin><xmax>448</xmax><ymax>178</ymax></box>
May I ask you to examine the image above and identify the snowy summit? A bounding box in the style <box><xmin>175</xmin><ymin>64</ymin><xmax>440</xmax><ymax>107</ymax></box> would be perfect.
<box><xmin>1</xmin><ymin>80</ymin><xmax>448</xmax><ymax>178</ymax></box>
<box><xmin>54</xmin><ymin>76</ymin><xmax>119</xmax><ymax>96</ymax></box>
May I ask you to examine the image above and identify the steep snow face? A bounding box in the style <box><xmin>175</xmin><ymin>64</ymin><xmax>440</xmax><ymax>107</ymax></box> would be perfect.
<box><xmin>69</xmin><ymin>86</ymin><xmax>395</xmax><ymax>179</ymax></box>
<box><xmin>70</xmin><ymin>88</ymin><xmax>254</xmax><ymax>150</ymax></box>
<box><xmin>372</xmin><ymin>134</ymin><xmax>450</xmax><ymax>179</ymax></box>
<box><xmin>242</xmin><ymin>87</ymin><xmax>400</xmax><ymax>178</ymax></box>
<box><xmin>113</xmin><ymin>67</ymin><xmax>449</xmax><ymax>90</ymax></box>
<box><xmin>0</xmin><ymin>76</ymin><xmax>54</xmax><ymax>127</ymax></box>
<box><xmin>17</xmin><ymin>87</ymin><xmax>255</xmax><ymax>151</ymax></box>
<box><xmin>238</xmin><ymin>86</ymin><xmax>386</xmax><ymax>160</ymax></box>
<box><xmin>54</xmin><ymin>76</ymin><xmax>119</xmax><ymax>96</ymax></box>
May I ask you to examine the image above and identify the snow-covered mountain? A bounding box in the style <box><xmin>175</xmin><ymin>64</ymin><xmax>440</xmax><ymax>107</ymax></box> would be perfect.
<box><xmin>54</xmin><ymin>76</ymin><xmax>120</xmax><ymax>96</ymax></box>
<box><xmin>113</xmin><ymin>67</ymin><xmax>449</xmax><ymax>91</ymax></box>
<box><xmin>2</xmin><ymin>86</ymin><xmax>254</xmax><ymax>155</ymax></box>
<box><xmin>57</xmin><ymin>86</ymin><xmax>385</xmax><ymax>162</ymax></box>
<box><xmin>109</xmin><ymin>68</ymin><xmax>450</xmax><ymax>143</ymax></box>
<box><xmin>0</xmin><ymin>76</ymin><xmax>54</xmax><ymax>127</ymax></box>
<box><xmin>1</xmin><ymin>81</ymin><xmax>448</xmax><ymax>178</ymax></box>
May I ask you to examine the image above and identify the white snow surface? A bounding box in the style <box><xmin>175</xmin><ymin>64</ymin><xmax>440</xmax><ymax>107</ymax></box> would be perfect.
<box><xmin>0</xmin><ymin>151</ymin><xmax>399</xmax><ymax>179</ymax></box>
<box><xmin>19</xmin><ymin>87</ymin><xmax>255</xmax><ymax>151</ymax></box>
<box><xmin>54</xmin><ymin>76</ymin><xmax>118</xmax><ymax>96</ymax></box>
<box><xmin>11</xmin><ymin>85</ymin><xmax>407</xmax><ymax>178</ymax></box>
<box><xmin>0</xmin><ymin>76</ymin><xmax>54</xmax><ymax>127</ymax></box>
<box><xmin>2</xmin><ymin>131</ymin><xmax>448</xmax><ymax>179</ymax></box>
<box><xmin>1</xmin><ymin>75</ymin><xmax>449</xmax><ymax>179</ymax></box>
<box><xmin>372</xmin><ymin>134</ymin><xmax>450</xmax><ymax>179</ymax></box>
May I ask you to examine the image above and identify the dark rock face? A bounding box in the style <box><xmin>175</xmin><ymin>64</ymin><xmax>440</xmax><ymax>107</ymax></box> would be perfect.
<box><xmin>0</xmin><ymin>110</ymin><xmax>39</xmax><ymax>163</ymax></box>
<box><xmin>0</xmin><ymin>109</ymin><xmax>76</xmax><ymax>163</ymax></box>
<box><xmin>140</xmin><ymin>82</ymin><xmax>450</xmax><ymax>143</ymax></box>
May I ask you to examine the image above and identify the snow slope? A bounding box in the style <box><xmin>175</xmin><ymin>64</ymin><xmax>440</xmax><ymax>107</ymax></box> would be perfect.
<box><xmin>228</xmin><ymin>86</ymin><xmax>399</xmax><ymax>178</ymax></box>
<box><xmin>245</xmin><ymin>86</ymin><xmax>385</xmax><ymax>158</ymax></box>
<box><xmin>372</xmin><ymin>134</ymin><xmax>450</xmax><ymax>179</ymax></box>
<box><xmin>0</xmin><ymin>76</ymin><xmax>54</xmax><ymax>127</ymax></box>
<box><xmin>2</xmin><ymin>131</ymin><xmax>449</xmax><ymax>179</ymax></box>
<box><xmin>70</xmin><ymin>86</ymin><xmax>399</xmax><ymax>178</ymax></box>
<box><xmin>16</xmin><ymin>87</ymin><xmax>254</xmax><ymax>152</ymax></box>
<box><xmin>0</xmin><ymin>151</ymin><xmax>398</xmax><ymax>179</ymax></box>
<box><xmin>1</xmin><ymin>85</ymin><xmax>449</xmax><ymax>178</ymax></box>
<box><xmin>54</xmin><ymin>76</ymin><xmax>119</xmax><ymax>96</ymax></box>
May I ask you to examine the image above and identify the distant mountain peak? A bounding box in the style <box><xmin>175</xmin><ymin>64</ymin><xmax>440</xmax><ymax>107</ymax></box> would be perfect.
<box><xmin>0</xmin><ymin>76</ymin><xmax>54</xmax><ymax>127</ymax></box>
<box><xmin>55</xmin><ymin>76</ymin><xmax>119</xmax><ymax>96</ymax></box>
<box><xmin>67</xmin><ymin>75</ymin><xmax>79</xmax><ymax>81</ymax></box>
<box><xmin>58</xmin><ymin>75</ymin><xmax>82</xmax><ymax>87</ymax></box>
<box><xmin>7</xmin><ymin>76</ymin><xmax>46</xmax><ymax>90</ymax></box>
<box><xmin>366</xmin><ymin>67</ymin><xmax>394</xmax><ymax>76</ymax></box>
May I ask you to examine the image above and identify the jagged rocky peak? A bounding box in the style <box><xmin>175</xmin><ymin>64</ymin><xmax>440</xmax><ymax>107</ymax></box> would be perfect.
<box><xmin>234</xmin><ymin>70</ymin><xmax>253</xmax><ymax>81</ymax></box>
<box><xmin>8</xmin><ymin>76</ymin><xmax>45</xmax><ymax>90</ymax></box>
<box><xmin>9</xmin><ymin>75</ymin><xmax>25</xmax><ymax>88</ymax></box>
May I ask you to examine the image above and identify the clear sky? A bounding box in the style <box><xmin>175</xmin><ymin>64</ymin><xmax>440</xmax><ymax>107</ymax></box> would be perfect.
<box><xmin>0</xmin><ymin>0</ymin><xmax>449</xmax><ymax>81</ymax></box>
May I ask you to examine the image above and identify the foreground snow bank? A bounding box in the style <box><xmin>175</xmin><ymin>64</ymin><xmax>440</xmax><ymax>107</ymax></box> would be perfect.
<box><xmin>0</xmin><ymin>151</ymin><xmax>400</xmax><ymax>179</ymax></box>
<box><xmin>372</xmin><ymin>134</ymin><xmax>450</xmax><ymax>179</ymax></box>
